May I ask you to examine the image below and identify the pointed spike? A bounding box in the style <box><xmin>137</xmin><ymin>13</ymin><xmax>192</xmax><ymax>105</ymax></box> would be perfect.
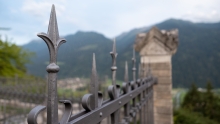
<box><xmin>110</xmin><ymin>38</ymin><xmax>118</xmax><ymax>100</ymax></box>
<box><xmin>110</xmin><ymin>38</ymin><xmax>118</xmax><ymax>87</ymax></box>
<box><xmin>145</xmin><ymin>63</ymin><xmax>148</xmax><ymax>76</ymax></box>
<box><xmin>148</xmin><ymin>58</ymin><xmax>151</xmax><ymax>75</ymax></box>
<box><xmin>145</xmin><ymin>58</ymin><xmax>151</xmax><ymax>76</ymax></box>
<box><xmin>138</xmin><ymin>63</ymin><xmax>141</xmax><ymax>78</ymax></box>
<box><xmin>124</xmin><ymin>61</ymin><xmax>129</xmax><ymax>82</ymax></box>
<box><xmin>92</xmin><ymin>53</ymin><xmax>96</xmax><ymax>73</ymax></box>
<box><xmin>34</xmin><ymin>5</ymin><xmax>66</xmax><ymax>123</ymax></box>
<box><xmin>90</xmin><ymin>53</ymin><xmax>98</xmax><ymax>109</ymax></box>
<box><xmin>141</xmin><ymin>63</ymin><xmax>145</xmax><ymax>78</ymax></box>
<box><xmin>133</xmin><ymin>48</ymin><xmax>136</xmax><ymax>59</ymax></box>
<box><xmin>48</xmin><ymin>4</ymin><xmax>59</xmax><ymax>45</ymax></box>
<box><xmin>91</xmin><ymin>53</ymin><xmax>97</xmax><ymax>92</ymax></box>
<box><xmin>132</xmin><ymin>48</ymin><xmax>136</xmax><ymax>81</ymax></box>
<box><xmin>113</xmin><ymin>38</ymin><xmax>116</xmax><ymax>53</ymax></box>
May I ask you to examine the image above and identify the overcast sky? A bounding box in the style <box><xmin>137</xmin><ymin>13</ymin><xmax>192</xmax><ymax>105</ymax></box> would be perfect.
<box><xmin>0</xmin><ymin>0</ymin><xmax>220</xmax><ymax>45</ymax></box>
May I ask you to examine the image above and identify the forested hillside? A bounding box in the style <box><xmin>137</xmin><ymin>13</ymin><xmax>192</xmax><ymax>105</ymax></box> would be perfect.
<box><xmin>23</xmin><ymin>19</ymin><xmax>220</xmax><ymax>88</ymax></box>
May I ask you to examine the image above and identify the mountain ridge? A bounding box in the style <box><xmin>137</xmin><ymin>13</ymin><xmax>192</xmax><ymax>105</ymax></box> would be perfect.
<box><xmin>23</xmin><ymin>18</ymin><xmax>220</xmax><ymax>88</ymax></box>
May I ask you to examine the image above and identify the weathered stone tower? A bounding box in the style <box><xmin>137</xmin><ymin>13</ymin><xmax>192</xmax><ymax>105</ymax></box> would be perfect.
<box><xmin>134</xmin><ymin>27</ymin><xmax>178</xmax><ymax>124</ymax></box>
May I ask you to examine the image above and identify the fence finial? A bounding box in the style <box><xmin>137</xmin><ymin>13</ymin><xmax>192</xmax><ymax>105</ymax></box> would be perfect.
<box><xmin>28</xmin><ymin>4</ymin><xmax>66</xmax><ymax>124</ymax></box>
<box><xmin>37</xmin><ymin>4</ymin><xmax>66</xmax><ymax>63</ymax></box>
<box><xmin>148</xmin><ymin>58</ymin><xmax>151</xmax><ymax>76</ymax></box>
<box><xmin>138</xmin><ymin>63</ymin><xmax>142</xmax><ymax>79</ymax></box>
<box><xmin>82</xmin><ymin>53</ymin><xmax>103</xmax><ymax>111</ymax></box>
<box><xmin>131</xmin><ymin>48</ymin><xmax>137</xmax><ymax>124</ymax></box>
<box><xmin>110</xmin><ymin>38</ymin><xmax>118</xmax><ymax>87</ymax></box>
<box><xmin>124</xmin><ymin>61</ymin><xmax>129</xmax><ymax>82</ymax></box>
<box><xmin>91</xmin><ymin>53</ymin><xmax>98</xmax><ymax>109</ymax></box>
<box><xmin>132</xmin><ymin>48</ymin><xmax>136</xmax><ymax>82</ymax></box>
<box><xmin>143</xmin><ymin>63</ymin><xmax>145</xmax><ymax>77</ymax></box>
<box><xmin>108</xmin><ymin>38</ymin><xmax>120</xmax><ymax>124</ymax></box>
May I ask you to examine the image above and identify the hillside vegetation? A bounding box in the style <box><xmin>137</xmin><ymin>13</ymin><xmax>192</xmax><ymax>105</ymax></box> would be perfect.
<box><xmin>23</xmin><ymin>19</ymin><xmax>220</xmax><ymax>88</ymax></box>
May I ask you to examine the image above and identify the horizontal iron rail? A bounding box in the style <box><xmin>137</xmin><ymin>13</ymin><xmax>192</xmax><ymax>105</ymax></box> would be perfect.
<box><xmin>68</xmin><ymin>77</ymin><xmax>156</xmax><ymax>124</ymax></box>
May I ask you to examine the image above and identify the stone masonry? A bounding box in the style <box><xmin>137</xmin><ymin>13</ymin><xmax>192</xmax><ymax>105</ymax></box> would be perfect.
<box><xmin>134</xmin><ymin>27</ymin><xmax>178</xmax><ymax>124</ymax></box>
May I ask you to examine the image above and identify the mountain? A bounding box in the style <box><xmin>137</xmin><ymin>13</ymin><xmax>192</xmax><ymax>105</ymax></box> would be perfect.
<box><xmin>23</xmin><ymin>19</ymin><xmax>220</xmax><ymax>88</ymax></box>
<box><xmin>155</xmin><ymin>19</ymin><xmax>220</xmax><ymax>88</ymax></box>
<box><xmin>23</xmin><ymin>31</ymin><xmax>112</xmax><ymax>78</ymax></box>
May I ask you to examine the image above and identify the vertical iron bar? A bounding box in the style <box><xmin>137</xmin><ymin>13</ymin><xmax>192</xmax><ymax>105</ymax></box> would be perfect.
<box><xmin>147</xmin><ymin>87</ymin><xmax>150</xmax><ymax>124</ymax></box>
<box><xmin>37</xmin><ymin>4</ymin><xmax>66</xmax><ymax>124</ymax></box>
<box><xmin>123</xmin><ymin>61</ymin><xmax>130</xmax><ymax>123</ymax></box>
<box><xmin>110</xmin><ymin>39</ymin><xmax>120</xmax><ymax>124</ymax></box>
<box><xmin>151</xmin><ymin>85</ymin><xmax>154</xmax><ymax>124</ymax></box>
<box><xmin>146</xmin><ymin>64</ymin><xmax>149</xmax><ymax>124</ymax></box>
<box><xmin>138</xmin><ymin>64</ymin><xmax>142</xmax><ymax>124</ymax></box>
<box><xmin>149</xmin><ymin>87</ymin><xmax>153</xmax><ymax>124</ymax></box>
<box><xmin>132</xmin><ymin>49</ymin><xmax>137</xmax><ymax>124</ymax></box>
<box><xmin>90</xmin><ymin>53</ymin><xmax>99</xmax><ymax>109</ymax></box>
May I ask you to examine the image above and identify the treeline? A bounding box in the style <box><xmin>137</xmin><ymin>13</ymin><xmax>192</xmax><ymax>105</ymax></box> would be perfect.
<box><xmin>174</xmin><ymin>82</ymin><xmax>220</xmax><ymax>124</ymax></box>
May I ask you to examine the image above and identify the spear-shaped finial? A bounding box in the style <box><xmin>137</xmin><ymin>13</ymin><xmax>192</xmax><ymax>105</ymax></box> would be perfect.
<box><xmin>82</xmin><ymin>54</ymin><xmax>103</xmax><ymax>112</ymax></box>
<box><xmin>108</xmin><ymin>38</ymin><xmax>120</xmax><ymax>124</ymax></box>
<box><xmin>124</xmin><ymin>61</ymin><xmax>129</xmax><ymax>82</ymax></box>
<box><xmin>47</xmin><ymin>4</ymin><xmax>59</xmax><ymax>43</ymax></box>
<box><xmin>138</xmin><ymin>63</ymin><xmax>141</xmax><ymax>79</ymax></box>
<box><xmin>35</xmin><ymin>4</ymin><xmax>66</xmax><ymax>124</ymax></box>
<box><xmin>132</xmin><ymin>49</ymin><xmax>136</xmax><ymax>81</ymax></box>
<box><xmin>90</xmin><ymin>53</ymin><xmax>98</xmax><ymax>109</ymax></box>
<box><xmin>148</xmin><ymin>59</ymin><xmax>151</xmax><ymax>76</ymax></box>
<box><xmin>37</xmin><ymin>4</ymin><xmax>66</xmax><ymax>64</ymax></box>
<box><xmin>110</xmin><ymin>38</ymin><xmax>118</xmax><ymax>86</ymax></box>
<box><xmin>141</xmin><ymin>63</ymin><xmax>145</xmax><ymax>78</ymax></box>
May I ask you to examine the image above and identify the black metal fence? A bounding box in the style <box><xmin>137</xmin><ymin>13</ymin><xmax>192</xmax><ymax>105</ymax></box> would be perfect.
<box><xmin>0</xmin><ymin>77</ymin><xmax>91</xmax><ymax>124</ymax></box>
<box><xmin>1</xmin><ymin>4</ymin><xmax>157</xmax><ymax>124</ymax></box>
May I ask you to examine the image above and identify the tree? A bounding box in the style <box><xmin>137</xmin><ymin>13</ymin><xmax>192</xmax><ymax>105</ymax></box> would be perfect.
<box><xmin>203</xmin><ymin>82</ymin><xmax>220</xmax><ymax>121</ymax></box>
<box><xmin>180</xmin><ymin>82</ymin><xmax>220</xmax><ymax>122</ymax></box>
<box><xmin>0</xmin><ymin>38</ymin><xmax>34</xmax><ymax>77</ymax></box>
<box><xmin>182</xmin><ymin>83</ymin><xmax>202</xmax><ymax>111</ymax></box>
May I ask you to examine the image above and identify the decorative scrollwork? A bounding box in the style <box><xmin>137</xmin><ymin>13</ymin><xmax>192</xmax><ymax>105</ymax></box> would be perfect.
<box><xmin>59</xmin><ymin>100</ymin><xmax>73</xmax><ymax>124</ymax></box>
<box><xmin>27</xmin><ymin>105</ymin><xmax>46</xmax><ymax>124</ymax></box>
<box><xmin>108</xmin><ymin>84</ymin><xmax>121</xmax><ymax>100</ymax></box>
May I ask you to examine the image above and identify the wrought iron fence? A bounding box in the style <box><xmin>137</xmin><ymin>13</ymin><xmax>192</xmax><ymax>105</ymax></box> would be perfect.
<box><xmin>0</xmin><ymin>77</ymin><xmax>89</xmax><ymax>124</ymax></box>
<box><xmin>0</xmin><ymin>77</ymin><xmax>45</xmax><ymax>123</ymax></box>
<box><xmin>0</xmin><ymin>4</ymin><xmax>157</xmax><ymax>124</ymax></box>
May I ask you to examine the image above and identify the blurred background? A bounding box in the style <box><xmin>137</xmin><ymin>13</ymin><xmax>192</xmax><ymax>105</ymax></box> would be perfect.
<box><xmin>0</xmin><ymin>0</ymin><xmax>220</xmax><ymax>124</ymax></box>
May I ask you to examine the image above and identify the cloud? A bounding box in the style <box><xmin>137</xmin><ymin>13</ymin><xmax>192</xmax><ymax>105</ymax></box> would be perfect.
<box><xmin>21</xmin><ymin>0</ymin><xmax>66</xmax><ymax>18</ymax></box>
<box><xmin>2</xmin><ymin>0</ymin><xmax>220</xmax><ymax>45</ymax></box>
<box><xmin>182</xmin><ymin>10</ymin><xmax>220</xmax><ymax>22</ymax></box>
<box><xmin>177</xmin><ymin>0</ymin><xmax>220</xmax><ymax>22</ymax></box>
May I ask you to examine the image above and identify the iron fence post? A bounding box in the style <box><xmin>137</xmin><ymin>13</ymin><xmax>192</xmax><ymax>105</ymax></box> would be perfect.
<box><xmin>122</xmin><ymin>61</ymin><xmax>130</xmax><ymax>123</ymax></box>
<box><xmin>137</xmin><ymin>63</ymin><xmax>142</xmax><ymax>124</ymax></box>
<box><xmin>28</xmin><ymin>4</ymin><xmax>66</xmax><ymax>124</ymax></box>
<box><xmin>131</xmin><ymin>49</ymin><xmax>137</xmax><ymax>124</ymax></box>
<box><xmin>109</xmin><ymin>39</ymin><xmax>120</xmax><ymax>124</ymax></box>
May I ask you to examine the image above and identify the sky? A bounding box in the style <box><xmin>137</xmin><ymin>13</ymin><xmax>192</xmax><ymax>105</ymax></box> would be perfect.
<box><xmin>0</xmin><ymin>0</ymin><xmax>220</xmax><ymax>45</ymax></box>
